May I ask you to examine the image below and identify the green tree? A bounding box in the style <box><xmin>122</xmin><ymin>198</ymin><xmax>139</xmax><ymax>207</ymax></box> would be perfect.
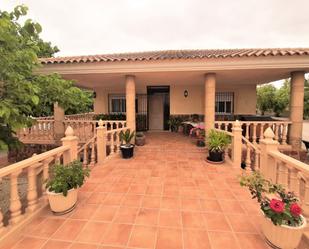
<box><xmin>257</xmin><ymin>84</ymin><xmax>276</xmax><ymax>115</ymax></box>
<box><xmin>304</xmin><ymin>79</ymin><xmax>309</xmax><ymax>119</ymax></box>
<box><xmin>273</xmin><ymin>80</ymin><xmax>289</xmax><ymax>116</ymax></box>
<box><xmin>0</xmin><ymin>5</ymin><xmax>93</xmax><ymax>150</ymax></box>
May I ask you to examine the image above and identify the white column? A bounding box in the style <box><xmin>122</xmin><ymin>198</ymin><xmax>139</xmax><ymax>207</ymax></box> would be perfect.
<box><xmin>289</xmin><ymin>71</ymin><xmax>305</xmax><ymax>150</ymax></box>
<box><xmin>125</xmin><ymin>75</ymin><xmax>136</xmax><ymax>131</ymax></box>
<box><xmin>204</xmin><ymin>73</ymin><xmax>216</xmax><ymax>134</ymax></box>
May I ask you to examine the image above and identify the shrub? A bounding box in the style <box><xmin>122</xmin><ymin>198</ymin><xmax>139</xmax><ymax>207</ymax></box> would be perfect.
<box><xmin>240</xmin><ymin>172</ymin><xmax>303</xmax><ymax>227</ymax></box>
<box><xmin>46</xmin><ymin>160</ymin><xmax>90</xmax><ymax>196</ymax></box>
<box><xmin>206</xmin><ymin>129</ymin><xmax>230</xmax><ymax>152</ymax></box>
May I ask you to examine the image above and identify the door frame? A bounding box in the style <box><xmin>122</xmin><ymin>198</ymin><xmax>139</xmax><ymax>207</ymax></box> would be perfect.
<box><xmin>147</xmin><ymin>86</ymin><xmax>170</xmax><ymax>131</ymax></box>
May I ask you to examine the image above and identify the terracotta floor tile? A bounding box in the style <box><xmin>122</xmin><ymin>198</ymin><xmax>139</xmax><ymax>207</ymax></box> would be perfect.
<box><xmin>142</xmin><ymin>196</ymin><xmax>161</xmax><ymax>209</ymax></box>
<box><xmin>22</xmin><ymin>216</ymin><xmax>46</xmax><ymax>235</ymax></box>
<box><xmin>11</xmin><ymin>237</ymin><xmax>46</xmax><ymax>249</ymax></box>
<box><xmin>183</xmin><ymin>229</ymin><xmax>211</xmax><ymax>249</ymax></box>
<box><xmin>102</xmin><ymin>193</ymin><xmax>124</xmax><ymax>206</ymax></box>
<box><xmin>135</xmin><ymin>208</ymin><xmax>159</xmax><ymax>226</ymax></box>
<box><xmin>91</xmin><ymin>205</ymin><xmax>118</xmax><ymax>222</ymax></box>
<box><xmin>41</xmin><ymin>240</ymin><xmax>72</xmax><ymax>249</ymax></box>
<box><xmin>159</xmin><ymin>210</ymin><xmax>182</xmax><ymax>227</ymax></box>
<box><xmin>163</xmin><ymin>186</ymin><xmax>179</xmax><ymax>196</ymax></box>
<box><xmin>99</xmin><ymin>246</ymin><xmax>124</xmax><ymax>249</ymax></box>
<box><xmin>199</xmin><ymin>190</ymin><xmax>216</xmax><ymax>199</ymax></box>
<box><xmin>113</xmin><ymin>207</ymin><xmax>138</xmax><ymax>224</ymax></box>
<box><xmin>146</xmin><ymin>185</ymin><xmax>163</xmax><ymax>195</ymax></box>
<box><xmin>101</xmin><ymin>223</ymin><xmax>132</xmax><ymax>246</ymax></box>
<box><xmin>219</xmin><ymin>200</ymin><xmax>246</xmax><ymax>214</ymax></box>
<box><xmin>121</xmin><ymin>194</ymin><xmax>143</xmax><ymax>207</ymax></box>
<box><xmin>128</xmin><ymin>225</ymin><xmax>157</xmax><ymax>248</ymax></box>
<box><xmin>227</xmin><ymin>215</ymin><xmax>258</xmax><ymax>233</ymax></box>
<box><xmin>70</xmin><ymin>243</ymin><xmax>98</xmax><ymax>249</ymax></box>
<box><xmin>76</xmin><ymin>221</ymin><xmax>110</xmax><ymax>243</ymax></box>
<box><xmin>31</xmin><ymin>218</ymin><xmax>65</xmax><ymax>238</ymax></box>
<box><xmin>52</xmin><ymin>219</ymin><xmax>87</xmax><ymax>240</ymax></box>
<box><xmin>203</xmin><ymin>213</ymin><xmax>231</xmax><ymax>231</ymax></box>
<box><xmin>128</xmin><ymin>184</ymin><xmax>147</xmax><ymax>194</ymax></box>
<box><xmin>86</xmin><ymin>192</ymin><xmax>108</xmax><ymax>204</ymax></box>
<box><xmin>236</xmin><ymin>234</ymin><xmax>269</xmax><ymax>249</ymax></box>
<box><xmin>161</xmin><ymin>197</ymin><xmax>180</xmax><ymax>210</ymax></box>
<box><xmin>156</xmin><ymin>227</ymin><xmax>183</xmax><ymax>249</ymax></box>
<box><xmin>182</xmin><ymin>211</ymin><xmax>206</xmax><ymax>228</ymax></box>
<box><xmin>181</xmin><ymin>198</ymin><xmax>202</xmax><ymax>211</ymax></box>
<box><xmin>80</xmin><ymin>183</ymin><xmax>98</xmax><ymax>192</ymax></box>
<box><xmin>200</xmin><ymin>199</ymin><xmax>222</xmax><ymax>212</ymax></box>
<box><xmin>70</xmin><ymin>204</ymin><xmax>99</xmax><ymax>220</ymax></box>
<box><xmin>208</xmin><ymin>231</ymin><xmax>240</xmax><ymax>249</ymax></box>
<box><xmin>96</xmin><ymin>183</ymin><xmax>112</xmax><ymax>192</ymax></box>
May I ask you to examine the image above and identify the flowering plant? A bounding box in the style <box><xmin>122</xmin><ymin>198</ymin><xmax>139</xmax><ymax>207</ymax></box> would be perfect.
<box><xmin>240</xmin><ymin>172</ymin><xmax>303</xmax><ymax>227</ymax></box>
<box><xmin>189</xmin><ymin>124</ymin><xmax>205</xmax><ymax>137</ymax></box>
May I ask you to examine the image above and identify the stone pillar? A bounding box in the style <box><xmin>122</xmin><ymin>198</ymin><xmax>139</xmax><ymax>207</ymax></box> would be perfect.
<box><xmin>289</xmin><ymin>71</ymin><xmax>305</xmax><ymax>150</ymax></box>
<box><xmin>54</xmin><ymin>102</ymin><xmax>65</xmax><ymax>143</ymax></box>
<box><xmin>232</xmin><ymin>120</ymin><xmax>243</xmax><ymax>168</ymax></box>
<box><xmin>61</xmin><ymin>126</ymin><xmax>79</xmax><ymax>165</ymax></box>
<box><xmin>125</xmin><ymin>75</ymin><xmax>136</xmax><ymax>131</ymax></box>
<box><xmin>259</xmin><ymin>128</ymin><xmax>279</xmax><ymax>182</ymax></box>
<box><xmin>96</xmin><ymin>120</ymin><xmax>107</xmax><ymax>164</ymax></box>
<box><xmin>204</xmin><ymin>73</ymin><xmax>216</xmax><ymax>134</ymax></box>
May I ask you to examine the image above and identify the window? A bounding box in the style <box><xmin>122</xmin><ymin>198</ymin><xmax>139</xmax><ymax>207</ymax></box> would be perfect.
<box><xmin>108</xmin><ymin>94</ymin><xmax>139</xmax><ymax>114</ymax></box>
<box><xmin>215</xmin><ymin>92</ymin><xmax>234</xmax><ymax>114</ymax></box>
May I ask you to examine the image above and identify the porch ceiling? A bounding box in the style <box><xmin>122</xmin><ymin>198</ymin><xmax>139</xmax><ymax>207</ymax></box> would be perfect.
<box><xmin>62</xmin><ymin>68</ymin><xmax>295</xmax><ymax>89</ymax></box>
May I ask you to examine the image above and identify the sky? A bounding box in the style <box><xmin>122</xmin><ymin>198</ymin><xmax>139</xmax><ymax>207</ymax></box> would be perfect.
<box><xmin>2</xmin><ymin>0</ymin><xmax>309</xmax><ymax>86</ymax></box>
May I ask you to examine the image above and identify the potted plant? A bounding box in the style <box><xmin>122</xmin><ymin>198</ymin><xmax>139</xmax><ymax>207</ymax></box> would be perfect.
<box><xmin>46</xmin><ymin>160</ymin><xmax>90</xmax><ymax>214</ymax></box>
<box><xmin>119</xmin><ymin>129</ymin><xmax>135</xmax><ymax>159</ymax></box>
<box><xmin>206</xmin><ymin>129</ymin><xmax>230</xmax><ymax>163</ymax></box>
<box><xmin>240</xmin><ymin>172</ymin><xmax>306</xmax><ymax>249</ymax></box>
<box><xmin>168</xmin><ymin>117</ymin><xmax>182</xmax><ymax>132</ymax></box>
<box><xmin>135</xmin><ymin>132</ymin><xmax>146</xmax><ymax>146</ymax></box>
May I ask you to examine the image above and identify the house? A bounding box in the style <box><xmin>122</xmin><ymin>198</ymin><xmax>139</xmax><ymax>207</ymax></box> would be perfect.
<box><xmin>39</xmin><ymin>48</ymin><xmax>309</xmax><ymax>150</ymax></box>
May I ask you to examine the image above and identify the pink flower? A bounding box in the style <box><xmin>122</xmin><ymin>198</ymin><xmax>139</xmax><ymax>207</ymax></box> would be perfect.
<box><xmin>290</xmin><ymin>203</ymin><xmax>302</xmax><ymax>217</ymax></box>
<box><xmin>269</xmin><ymin>199</ymin><xmax>285</xmax><ymax>213</ymax></box>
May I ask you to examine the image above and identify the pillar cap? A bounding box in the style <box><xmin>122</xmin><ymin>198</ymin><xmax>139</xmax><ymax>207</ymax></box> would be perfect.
<box><xmin>98</xmin><ymin>119</ymin><xmax>104</xmax><ymax>127</ymax></box>
<box><xmin>264</xmin><ymin>127</ymin><xmax>275</xmax><ymax>140</ymax></box>
<box><xmin>65</xmin><ymin>126</ymin><xmax>74</xmax><ymax>137</ymax></box>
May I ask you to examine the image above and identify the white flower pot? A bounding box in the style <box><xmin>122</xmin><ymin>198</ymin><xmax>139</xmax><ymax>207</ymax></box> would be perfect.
<box><xmin>47</xmin><ymin>188</ymin><xmax>78</xmax><ymax>214</ymax></box>
<box><xmin>261</xmin><ymin>215</ymin><xmax>306</xmax><ymax>249</ymax></box>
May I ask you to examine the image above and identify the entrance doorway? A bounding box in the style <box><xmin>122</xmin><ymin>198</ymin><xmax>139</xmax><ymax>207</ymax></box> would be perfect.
<box><xmin>147</xmin><ymin>86</ymin><xmax>170</xmax><ymax>131</ymax></box>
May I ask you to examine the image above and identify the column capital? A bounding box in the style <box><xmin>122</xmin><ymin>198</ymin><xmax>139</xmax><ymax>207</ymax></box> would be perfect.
<box><xmin>204</xmin><ymin>73</ymin><xmax>216</xmax><ymax>78</ymax></box>
<box><xmin>291</xmin><ymin>71</ymin><xmax>305</xmax><ymax>76</ymax></box>
<box><xmin>125</xmin><ymin>75</ymin><xmax>136</xmax><ymax>80</ymax></box>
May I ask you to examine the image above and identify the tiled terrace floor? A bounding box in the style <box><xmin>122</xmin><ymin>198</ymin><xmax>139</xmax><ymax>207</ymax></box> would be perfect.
<box><xmin>4</xmin><ymin>132</ymin><xmax>275</xmax><ymax>249</ymax></box>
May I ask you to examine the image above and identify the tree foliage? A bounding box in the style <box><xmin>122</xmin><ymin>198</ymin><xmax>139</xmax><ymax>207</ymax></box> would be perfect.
<box><xmin>0</xmin><ymin>5</ymin><xmax>93</xmax><ymax>150</ymax></box>
<box><xmin>257</xmin><ymin>78</ymin><xmax>309</xmax><ymax>118</ymax></box>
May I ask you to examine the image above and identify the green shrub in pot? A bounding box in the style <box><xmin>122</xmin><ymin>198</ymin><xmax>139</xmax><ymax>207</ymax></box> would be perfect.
<box><xmin>46</xmin><ymin>160</ymin><xmax>90</xmax><ymax>214</ymax></box>
<box><xmin>206</xmin><ymin>129</ymin><xmax>230</xmax><ymax>162</ymax></box>
<box><xmin>119</xmin><ymin>129</ymin><xmax>136</xmax><ymax>158</ymax></box>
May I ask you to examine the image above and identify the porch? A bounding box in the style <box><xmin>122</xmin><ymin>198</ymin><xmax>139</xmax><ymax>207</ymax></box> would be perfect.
<box><xmin>1</xmin><ymin>132</ymin><xmax>274</xmax><ymax>249</ymax></box>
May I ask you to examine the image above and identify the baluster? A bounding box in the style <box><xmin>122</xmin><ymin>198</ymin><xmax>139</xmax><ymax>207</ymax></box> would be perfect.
<box><xmin>117</xmin><ymin>131</ymin><xmax>121</xmax><ymax>153</ymax></box>
<box><xmin>224</xmin><ymin>123</ymin><xmax>228</xmax><ymax>131</ymax></box>
<box><xmin>282</xmin><ymin>123</ymin><xmax>287</xmax><ymax>145</ymax></box>
<box><xmin>252</xmin><ymin>123</ymin><xmax>257</xmax><ymax>144</ymax></box>
<box><xmin>245</xmin><ymin>123</ymin><xmax>250</xmax><ymax>140</ymax></box>
<box><xmin>42</xmin><ymin>159</ymin><xmax>51</xmax><ymax>196</ymax></box>
<box><xmin>27</xmin><ymin>163</ymin><xmax>41</xmax><ymax>211</ymax></box>
<box><xmin>245</xmin><ymin>146</ymin><xmax>252</xmax><ymax>172</ymax></box>
<box><xmin>277</xmin><ymin>162</ymin><xmax>288</xmax><ymax>188</ymax></box>
<box><xmin>254</xmin><ymin>152</ymin><xmax>260</xmax><ymax>170</ymax></box>
<box><xmin>0</xmin><ymin>206</ymin><xmax>4</xmax><ymax>234</ymax></box>
<box><xmin>83</xmin><ymin>147</ymin><xmax>88</xmax><ymax>167</ymax></box>
<box><xmin>9</xmin><ymin>171</ymin><xmax>22</xmax><ymax>224</ymax></box>
<box><xmin>274</xmin><ymin>123</ymin><xmax>279</xmax><ymax>142</ymax></box>
<box><xmin>90</xmin><ymin>140</ymin><xmax>96</xmax><ymax>166</ymax></box>
<box><xmin>289</xmin><ymin>168</ymin><xmax>300</xmax><ymax>196</ymax></box>
<box><xmin>259</xmin><ymin>123</ymin><xmax>264</xmax><ymax>141</ymax></box>
<box><xmin>302</xmin><ymin>177</ymin><xmax>309</xmax><ymax>217</ymax></box>
<box><xmin>83</xmin><ymin>122</ymin><xmax>87</xmax><ymax>142</ymax></box>
<box><xmin>110</xmin><ymin>132</ymin><xmax>115</xmax><ymax>155</ymax></box>
<box><xmin>54</xmin><ymin>153</ymin><xmax>61</xmax><ymax>164</ymax></box>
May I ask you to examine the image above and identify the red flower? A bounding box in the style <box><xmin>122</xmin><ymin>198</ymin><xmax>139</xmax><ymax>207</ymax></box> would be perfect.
<box><xmin>269</xmin><ymin>199</ymin><xmax>285</xmax><ymax>213</ymax></box>
<box><xmin>290</xmin><ymin>203</ymin><xmax>302</xmax><ymax>217</ymax></box>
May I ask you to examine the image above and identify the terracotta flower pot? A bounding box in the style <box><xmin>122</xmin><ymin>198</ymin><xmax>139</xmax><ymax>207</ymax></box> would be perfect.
<box><xmin>261</xmin><ymin>215</ymin><xmax>306</xmax><ymax>249</ymax></box>
<box><xmin>47</xmin><ymin>188</ymin><xmax>78</xmax><ymax>214</ymax></box>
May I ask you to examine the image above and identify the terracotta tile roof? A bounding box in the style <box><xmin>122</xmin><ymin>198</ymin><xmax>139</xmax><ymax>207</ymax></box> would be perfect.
<box><xmin>40</xmin><ymin>48</ymin><xmax>309</xmax><ymax>64</ymax></box>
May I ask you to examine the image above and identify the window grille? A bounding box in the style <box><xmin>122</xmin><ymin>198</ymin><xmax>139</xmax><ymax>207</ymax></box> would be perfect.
<box><xmin>215</xmin><ymin>92</ymin><xmax>234</xmax><ymax>114</ymax></box>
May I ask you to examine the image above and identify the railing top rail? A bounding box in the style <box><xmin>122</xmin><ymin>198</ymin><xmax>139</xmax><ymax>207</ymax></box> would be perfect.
<box><xmin>77</xmin><ymin>135</ymin><xmax>97</xmax><ymax>154</ymax></box>
<box><xmin>268</xmin><ymin>150</ymin><xmax>309</xmax><ymax>174</ymax></box>
<box><xmin>242</xmin><ymin>136</ymin><xmax>261</xmax><ymax>153</ymax></box>
<box><xmin>215</xmin><ymin>120</ymin><xmax>292</xmax><ymax>124</ymax></box>
<box><xmin>0</xmin><ymin>145</ymin><xmax>70</xmax><ymax>177</ymax></box>
<box><xmin>106</xmin><ymin>127</ymin><xmax>129</xmax><ymax>134</ymax></box>
<box><xmin>214</xmin><ymin>128</ymin><xmax>234</xmax><ymax>137</ymax></box>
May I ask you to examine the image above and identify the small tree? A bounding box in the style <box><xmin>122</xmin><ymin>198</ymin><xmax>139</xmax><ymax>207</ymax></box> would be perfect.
<box><xmin>273</xmin><ymin>80</ymin><xmax>289</xmax><ymax>117</ymax></box>
<box><xmin>257</xmin><ymin>84</ymin><xmax>276</xmax><ymax>115</ymax></box>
